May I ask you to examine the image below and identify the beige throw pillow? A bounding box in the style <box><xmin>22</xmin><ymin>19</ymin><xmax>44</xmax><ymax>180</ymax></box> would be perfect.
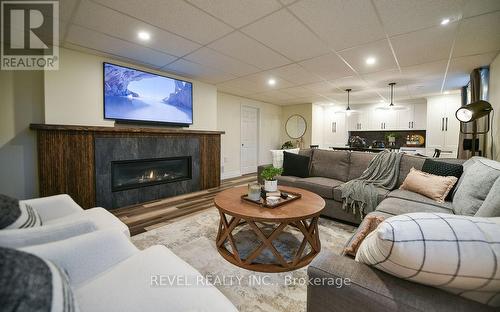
<box><xmin>400</xmin><ymin>167</ymin><xmax>458</xmax><ymax>203</ymax></box>
<box><xmin>343</xmin><ymin>214</ymin><xmax>385</xmax><ymax>257</ymax></box>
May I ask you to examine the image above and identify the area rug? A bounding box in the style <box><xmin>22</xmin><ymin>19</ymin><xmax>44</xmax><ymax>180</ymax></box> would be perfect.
<box><xmin>132</xmin><ymin>208</ymin><xmax>356</xmax><ymax>312</ymax></box>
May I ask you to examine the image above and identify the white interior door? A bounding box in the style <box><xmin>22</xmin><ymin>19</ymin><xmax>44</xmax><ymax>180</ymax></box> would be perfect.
<box><xmin>240</xmin><ymin>106</ymin><xmax>259</xmax><ymax>174</ymax></box>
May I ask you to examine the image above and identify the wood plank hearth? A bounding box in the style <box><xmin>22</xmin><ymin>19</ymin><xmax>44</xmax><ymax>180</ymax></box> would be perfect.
<box><xmin>31</xmin><ymin>124</ymin><xmax>224</xmax><ymax>209</ymax></box>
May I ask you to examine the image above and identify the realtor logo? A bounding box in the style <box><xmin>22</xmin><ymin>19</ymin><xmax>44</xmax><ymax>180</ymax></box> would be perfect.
<box><xmin>1</xmin><ymin>0</ymin><xmax>59</xmax><ymax>70</ymax></box>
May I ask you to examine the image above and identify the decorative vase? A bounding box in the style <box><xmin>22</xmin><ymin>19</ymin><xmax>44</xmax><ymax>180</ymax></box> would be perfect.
<box><xmin>264</xmin><ymin>179</ymin><xmax>278</xmax><ymax>192</ymax></box>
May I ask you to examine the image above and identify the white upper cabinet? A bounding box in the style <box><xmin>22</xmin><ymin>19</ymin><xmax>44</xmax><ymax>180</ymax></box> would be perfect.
<box><xmin>396</xmin><ymin>103</ymin><xmax>427</xmax><ymax>130</ymax></box>
<box><xmin>425</xmin><ymin>94</ymin><xmax>461</xmax><ymax>158</ymax></box>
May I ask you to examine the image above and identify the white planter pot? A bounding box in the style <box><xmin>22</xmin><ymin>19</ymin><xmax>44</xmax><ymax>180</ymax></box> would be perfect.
<box><xmin>264</xmin><ymin>180</ymin><xmax>278</xmax><ymax>192</ymax></box>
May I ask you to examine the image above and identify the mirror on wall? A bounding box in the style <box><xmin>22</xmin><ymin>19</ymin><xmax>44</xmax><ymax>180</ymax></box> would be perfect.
<box><xmin>285</xmin><ymin>114</ymin><xmax>307</xmax><ymax>139</ymax></box>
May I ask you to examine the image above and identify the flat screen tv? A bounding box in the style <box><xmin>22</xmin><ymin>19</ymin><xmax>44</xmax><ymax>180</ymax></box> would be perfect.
<box><xmin>103</xmin><ymin>62</ymin><xmax>193</xmax><ymax>126</ymax></box>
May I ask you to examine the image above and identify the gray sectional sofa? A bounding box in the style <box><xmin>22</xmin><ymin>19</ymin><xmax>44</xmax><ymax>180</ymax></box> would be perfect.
<box><xmin>258</xmin><ymin>149</ymin><xmax>463</xmax><ymax>225</ymax></box>
<box><xmin>258</xmin><ymin>149</ymin><xmax>499</xmax><ymax>312</ymax></box>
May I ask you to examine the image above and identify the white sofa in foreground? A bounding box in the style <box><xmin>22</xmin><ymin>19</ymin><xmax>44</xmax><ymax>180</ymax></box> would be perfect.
<box><xmin>21</xmin><ymin>229</ymin><xmax>238</xmax><ymax>312</ymax></box>
<box><xmin>0</xmin><ymin>194</ymin><xmax>129</xmax><ymax>248</ymax></box>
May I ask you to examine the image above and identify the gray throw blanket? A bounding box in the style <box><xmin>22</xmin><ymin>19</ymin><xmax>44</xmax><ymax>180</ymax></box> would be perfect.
<box><xmin>339</xmin><ymin>150</ymin><xmax>402</xmax><ymax>219</ymax></box>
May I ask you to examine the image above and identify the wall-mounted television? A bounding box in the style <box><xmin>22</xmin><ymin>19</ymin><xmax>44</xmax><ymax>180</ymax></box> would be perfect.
<box><xmin>103</xmin><ymin>62</ymin><xmax>193</xmax><ymax>126</ymax></box>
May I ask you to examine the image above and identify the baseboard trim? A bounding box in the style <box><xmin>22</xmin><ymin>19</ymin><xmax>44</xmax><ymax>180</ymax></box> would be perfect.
<box><xmin>222</xmin><ymin>170</ymin><xmax>241</xmax><ymax>180</ymax></box>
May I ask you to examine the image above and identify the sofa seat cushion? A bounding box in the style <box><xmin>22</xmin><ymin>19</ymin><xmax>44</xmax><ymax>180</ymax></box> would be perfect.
<box><xmin>387</xmin><ymin>189</ymin><xmax>453</xmax><ymax>210</ymax></box>
<box><xmin>45</xmin><ymin>208</ymin><xmax>130</xmax><ymax>237</ymax></box>
<box><xmin>376</xmin><ymin>197</ymin><xmax>453</xmax><ymax>216</ymax></box>
<box><xmin>293</xmin><ymin>177</ymin><xmax>343</xmax><ymax>199</ymax></box>
<box><xmin>276</xmin><ymin>175</ymin><xmax>300</xmax><ymax>187</ymax></box>
<box><xmin>333</xmin><ymin>186</ymin><xmax>389</xmax><ymax>204</ymax></box>
<box><xmin>76</xmin><ymin>245</ymin><xmax>238</xmax><ymax>312</ymax></box>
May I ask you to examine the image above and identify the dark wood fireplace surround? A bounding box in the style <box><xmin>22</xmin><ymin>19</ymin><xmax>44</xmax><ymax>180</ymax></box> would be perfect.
<box><xmin>30</xmin><ymin>124</ymin><xmax>224</xmax><ymax>209</ymax></box>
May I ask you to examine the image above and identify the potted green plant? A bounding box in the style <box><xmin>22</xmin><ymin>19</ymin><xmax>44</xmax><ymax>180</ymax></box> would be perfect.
<box><xmin>385</xmin><ymin>132</ymin><xmax>399</xmax><ymax>147</ymax></box>
<box><xmin>281</xmin><ymin>141</ymin><xmax>294</xmax><ymax>149</ymax></box>
<box><xmin>260</xmin><ymin>166</ymin><xmax>283</xmax><ymax>192</ymax></box>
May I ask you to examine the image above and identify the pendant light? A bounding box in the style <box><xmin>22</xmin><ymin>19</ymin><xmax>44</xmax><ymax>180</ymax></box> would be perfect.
<box><xmin>345</xmin><ymin>88</ymin><xmax>352</xmax><ymax>111</ymax></box>
<box><xmin>388</xmin><ymin>82</ymin><xmax>396</xmax><ymax>107</ymax></box>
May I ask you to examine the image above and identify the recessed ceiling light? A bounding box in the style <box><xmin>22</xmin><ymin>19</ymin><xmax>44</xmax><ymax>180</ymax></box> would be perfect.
<box><xmin>441</xmin><ymin>18</ymin><xmax>450</xmax><ymax>25</ymax></box>
<box><xmin>268</xmin><ymin>78</ymin><xmax>276</xmax><ymax>86</ymax></box>
<box><xmin>138</xmin><ymin>31</ymin><xmax>151</xmax><ymax>41</ymax></box>
<box><xmin>444</xmin><ymin>91</ymin><xmax>450</xmax><ymax>94</ymax></box>
<box><xmin>379</xmin><ymin>100</ymin><xmax>384</xmax><ymax>103</ymax></box>
<box><xmin>366</xmin><ymin>57</ymin><xmax>376</xmax><ymax>65</ymax></box>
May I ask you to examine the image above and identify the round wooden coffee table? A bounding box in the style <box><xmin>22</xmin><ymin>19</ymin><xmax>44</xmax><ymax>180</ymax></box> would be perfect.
<box><xmin>214</xmin><ymin>186</ymin><xmax>325</xmax><ymax>272</ymax></box>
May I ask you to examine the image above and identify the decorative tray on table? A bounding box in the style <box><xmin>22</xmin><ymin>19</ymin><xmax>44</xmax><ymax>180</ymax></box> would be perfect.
<box><xmin>241</xmin><ymin>189</ymin><xmax>302</xmax><ymax>208</ymax></box>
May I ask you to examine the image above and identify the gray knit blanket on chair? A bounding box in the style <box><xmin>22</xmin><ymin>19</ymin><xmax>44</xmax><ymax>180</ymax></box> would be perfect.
<box><xmin>338</xmin><ymin>150</ymin><xmax>402</xmax><ymax>219</ymax></box>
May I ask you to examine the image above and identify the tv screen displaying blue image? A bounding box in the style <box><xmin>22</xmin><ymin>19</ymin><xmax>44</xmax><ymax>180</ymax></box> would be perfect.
<box><xmin>103</xmin><ymin>62</ymin><xmax>193</xmax><ymax>125</ymax></box>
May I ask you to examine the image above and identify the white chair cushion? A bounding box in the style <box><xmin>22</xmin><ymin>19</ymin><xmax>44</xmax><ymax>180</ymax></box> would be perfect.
<box><xmin>356</xmin><ymin>213</ymin><xmax>500</xmax><ymax>307</ymax></box>
<box><xmin>270</xmin><ymin>148</ymin><xmax>299</xmax><ymax>168</ymax></box>
<box><xmin>76</xmin><ymin>245</ymin><xmax>237</xmax><ymax>312</ymax></box>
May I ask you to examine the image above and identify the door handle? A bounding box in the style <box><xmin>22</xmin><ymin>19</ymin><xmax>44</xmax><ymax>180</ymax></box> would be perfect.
<box><xmin>409</xmin><ymin>121</ymin><xmax>411</xmax><ymax>128</ymax></box>
<box><xmin>412</xmin><ymin>121</ymin><xmax>414</xmax><ymax>128</ymax></box>
<box><xmin>445</xmin><ymin>117</ymin><xmax>448</xmax><ymax>131</ymax></box>
<box><xmin>441</xmin><ymin>118</ymin><xmax>444</xmax><ymax>131</ymax></box>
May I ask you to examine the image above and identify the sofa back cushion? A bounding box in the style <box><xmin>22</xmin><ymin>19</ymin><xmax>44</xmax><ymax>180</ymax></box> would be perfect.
<box><xmin>453</xmin><ymin>158</ymin><xmax>500</xmax><ymax>216</ymax></box>
<box><xmin>397</xmin><ymin>154</ymin><xmax>426</xmax><ymax>187</ymax></box>
<box><xmin>310</xmin><ymin>149</ymin><xmax>350</xmax><ymax>182</ymax></box>
<box><xmin>348</xmin><ymin>152</ymin><xmax>376</xmax><ymax>180</ymax></box>
<box><xmin>475</xmin><ymin>177</ymin><xmax>500</xmax><ymax>217</ymax></box>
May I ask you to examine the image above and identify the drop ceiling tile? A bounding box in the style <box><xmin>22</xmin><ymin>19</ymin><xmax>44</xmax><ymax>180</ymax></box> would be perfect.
<box><xmin>186</xmin><ymin>0</ymin><xmax>282</xmax><ymax>28</ymax></box>
<box><xmin>241</xmin><ymin>9</ymin><xmax>330</xmax><ymax>61</ymax></box>
<box><xmin>244</xmin><ymin>72</ymin><xmax>295</xmax><ymax>90</ymax></box>
<box><xmin>361</xmin><ymin>69</ymin><xmax>405</xmax><ymax>88</ymax></box>
<box><xmin>255</xmin><ymin>90</ymin><xmax>297</xmax><ymax>101</ymax></box>
<box><xmin>443</xmin><ymin>73</ymin><xmax>470</xmax><ymax>91</ymax></box>
<box><xmin>208</xmin><ymin>32</ymin><xmax>290</xmax><ymax>70</ymax></box>
<box><xmin>280</xmin><ymin>86</ymin><xmax>313</xmax><ymax>98</ymax></box>
<box><xmin>183</xmin><ymin>47</ymin><xmax>260</xmax><ymax>76</ymax></box>
<box><xmin>66</xmin><ymin>25</ymin><xmax>178</xmax><ymax>68</ymax></box>
<box><xmin>216</xmin><ymin>77</ymin><xmax>267</xmax><ymax>95</ymax></box>
<box><xmin>407</xmin><ymin>78</ymin><xmax>443</xmax><ymax>97</ymax></box>
<box><xmin>162</xmin><ymin>59</ymin><xmax>235</xmax><ymax>84</ymax></box>
<box><xmin>289</xmin><ymin>0</ymin><xmax>386</xmax><ymax>51</ymax></box>
<box><xmin>267</xmin><ymin>64</ymin><xmax>323</xmax><ymax>85</ymax></box>
<box><xmin>302</xmin><ymin>81</ymin><xmax>337</xmax><ymax>94</ymax></box>
<box><xmin>331</xmin><ymin>76</ymin><xmax>370</xmax><ymax>91</ymax></box>
<box><xmin>444</xmin><ymin>52</ymin><xmax>498</xmax><ymax>90</ymax></box>
<box><xmin>299</xmin><ymin>53</ymin><xmax>354</xmax><ymax>80</ymax></box>
<box><xmin>462</xmin><ymin>0</ymin><xmax>500</xmax><ymax>18</ymax></box>
<box><xmin>280</xmin><ymin>0</ymin><xmax>299</xmax><ymax>6</ymax></box>
<box><xmin>92</xmin><ymin>0</ymin><xmax>232</xmax><ymax>44</ymax></box>
<box><xmin>453</xmin><ymin>11</ymin><xmax>500</xmax><ymax>57</ymax></box>
<box><xmin>338</xmin><ymin>39</ymin><xmax>398</xmax><ymax>74</ymax></box>
<box><xmin>391</xmin><ymin>24</ymin><xmax>457</xmax><ymax>67</ymax></box>
<box><xmin>73</xmin><ymin>0</ymin><xmax>201</xmax><ymax>57</ymax></box>
<box><xmin>373</xmin><ymin>0</ymin><xmax>466</xmax><ymax>36</ymax></box>
<box><xmin>60</xmin><ymin>0</ymin><xmax>79</xmax><ymax>21</ymax></box>
<box><xmin>448</xmin><ymin>52</ymin><xmax>498</xmax><ymax>76</ymax></box>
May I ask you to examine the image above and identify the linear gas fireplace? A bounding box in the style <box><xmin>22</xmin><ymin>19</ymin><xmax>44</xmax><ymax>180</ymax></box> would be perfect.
<box><xmin>111</xmin><ymin>156</ymin><xmax>192</xmax><ymax>192</ymax></box>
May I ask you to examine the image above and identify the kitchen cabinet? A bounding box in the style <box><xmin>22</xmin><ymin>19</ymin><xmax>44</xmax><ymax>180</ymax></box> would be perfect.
<box><xmin>397</xmin><ymin>104</ymin><xmax>427</xmax><ymax>130</ymax></box>
<box><xmin>323</xmin><ymin>108</ymin><xmax>348</xmax><ymax>146</ymax></box>
<box><xmin>425</xmin><ymin>94</ymin><xmax>461</xmax><ymax>158</ymax></box>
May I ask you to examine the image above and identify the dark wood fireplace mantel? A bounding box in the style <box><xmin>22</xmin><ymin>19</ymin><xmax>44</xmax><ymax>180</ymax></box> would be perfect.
<box><xmin>31</xmin><ymin>123</ymin><xmax>224</xmax><ymax>209</ymax></box>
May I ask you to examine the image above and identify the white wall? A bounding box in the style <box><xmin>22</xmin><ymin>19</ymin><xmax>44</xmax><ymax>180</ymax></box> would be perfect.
<box><xmin>487</xmin><ymin>53</ymin><xmax>500</xmax><ymax>161</ymax></box>
<box><xmin>0</xmin><ymin>70</ymin><xmax>44</xmax><ymax>199</ymax></box>
<box><xmin>44</xmin><ymin>48</ymin><xmax>217</xmax><ymax>130</ymax></box>
<box><xmin>217</xmin><ymin>93</ymin><xmax>282</xmax><ymax>178</ymax></box>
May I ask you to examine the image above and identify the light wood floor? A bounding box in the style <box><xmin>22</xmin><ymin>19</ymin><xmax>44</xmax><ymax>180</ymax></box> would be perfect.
<box><xmin>112</xmin><ymin>174</ymin><xmax>257</xmax><ymax>236</ymax></box>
